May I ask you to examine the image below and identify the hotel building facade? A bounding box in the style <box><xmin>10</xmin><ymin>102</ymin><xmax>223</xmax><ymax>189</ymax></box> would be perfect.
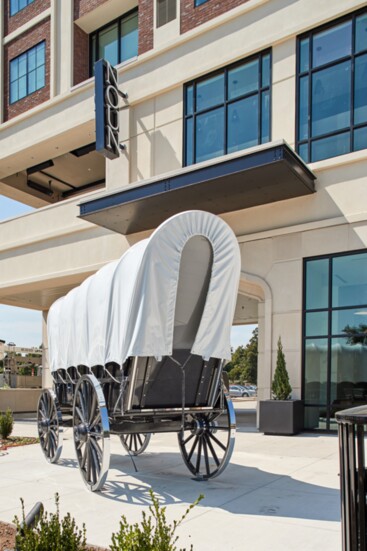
<box><xmin>0</xmin><ymin>0</ymin><xmax>366</xmax><ymax>431</ymax></box>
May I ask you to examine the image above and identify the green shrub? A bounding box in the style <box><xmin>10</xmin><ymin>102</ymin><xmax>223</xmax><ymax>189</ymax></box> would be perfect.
<box><xmin>110</xmin><ymin>489</ymin><xmax>203</xmax><ymax>551</ymax></box>
<box><xmin>14</xmin><ymin>494</ymin><xmax>87</xmax><ymax>551</ymax></box>
<box><xmin>0</xmin><ymin>408</ymin><xmax>14</xmax><ymax>439</ymax></box>
<box><xmin>271</xmin><ymin>337</ymin><xmax>292</xmax><ymax>400</ymax></box>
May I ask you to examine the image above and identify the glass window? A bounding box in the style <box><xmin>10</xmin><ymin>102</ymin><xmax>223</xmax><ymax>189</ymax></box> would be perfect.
<box><xmin>157</xmin><ymin>0</ymin><xmax>176</xmax><ymax>28</ymax></box>
<box><xmin>304</xmin><ymin>251</ymin><xmax>367</xmax><ymax>431</ymax></box>
<box><xmin>90</xmin><ymin>10</ymin><xmax>138</xmax><ymax>74</ymax></box>
<box><xmin>10</xmin><ymin>0</ymin><xmax>34</xmax><ymax>16</ymax></box>
<box><xmin>184</xmin><ymin>50</ymin><xmax>271</xmax><ymax>166</ymax></box>
<box><xmin>305</xmin><ymin>258</ymin><xmax>329</xmax><ymax>310</ymax></box>
<box><xmin>305</xmin><ymin>311</ymin><xmax>328</xmax><ymax>337</ymax></box>
<box><xmin>196</xmin><ymin>74</ymin><xmax>224</xmax><ymax>111</ymax></box>
<box><xmin>312</xmin><ymin>22</ymin><xmax>352</xmax><ymax>68</ymax></box>
<box><xmin>227</xmin><ymin>96</ymin><xmax>258</xmax><ymax>153</ymax></box>
<box><xmin>195</xmin><ymin>0</ymin><xmax>208</xmax><ymax>5</ymax></box>
<box><xmin>9</xmin><ymin>41</ymin><xmax>45</xmax><ymax>104</ymax></box>
<box><xmin>332</xmin><ymin>252</ymin><xmax>367</xmax><ymax>307</ymax></box>
<box><xmin>196</xmin><ymin>107</ymin><xmax>225</xmax><ymax>163</ymax></box>
<box><xmin>98</xmin><ymin>24</ymin><xmax>119</xmax><ymax>67</ymax></box>
<box><xmin>297</xmin><ymin>10</ymin><xmax>367</xmax><ymax>162</ymax></box>
<box><xmin>228</xmin><ymin>59</ymin><xmax>259</xmax><ymax>100</ymax></box>
<box><xmin>120</xmin><ymin>11</ymin><xmax>138</xmax><ymax>63</ymax></box>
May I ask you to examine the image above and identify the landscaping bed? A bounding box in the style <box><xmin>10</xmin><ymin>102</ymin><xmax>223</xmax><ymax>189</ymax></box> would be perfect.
<box><xmin>0</xmin><ymin>522</ymin><xmax>108</xmax><ymax>551</ymax></box>
<box><xmin>0</xmin><ymin>437</ymin><xmax>39</xmax><ymax>452</ymax></box>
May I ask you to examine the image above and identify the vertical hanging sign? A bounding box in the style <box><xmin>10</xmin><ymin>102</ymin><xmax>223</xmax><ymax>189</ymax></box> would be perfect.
<box><xmin>95</xmin><ymin>59</ymin><xmax>126</xmax><ymax>160</ymax></box>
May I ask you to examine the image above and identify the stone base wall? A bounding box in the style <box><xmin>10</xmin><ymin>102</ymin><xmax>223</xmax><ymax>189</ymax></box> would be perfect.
<box><xmin>0</xmin><ymin>389</ymin><xmax>42</xmax><ymax>413</ymax></box>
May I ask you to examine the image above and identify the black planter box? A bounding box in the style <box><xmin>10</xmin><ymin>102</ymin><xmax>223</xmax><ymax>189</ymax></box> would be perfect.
<box><xmin>259</xmin><ymin>400</ymin><xmax>304</xmax><ymax>435</ymax></box>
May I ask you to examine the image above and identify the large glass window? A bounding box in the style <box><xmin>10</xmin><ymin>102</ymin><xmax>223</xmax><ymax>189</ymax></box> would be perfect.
<box><xmin>90</xmin><ymin>10</ymin><xmax>138</xmax><ymax>74</ymax></box>
<box><xmin>9</xmin><ymin>42</ymin><xmax>45</xmax><ymax>104</ymax></box>
<box><xmin>303</xmin><ymin>251</ymin><xmax>367</xmax><ymax>431</ymax></box>
<box><xmin>297</xmin><ymin>9</ymin><xmax>367</xmax><ymax>163</ymax></box>
<box><xmin>184</xmin><ymin>50</ymin><xmax>271</xmax><ymax>166</ymax></box>
<box><xmin>10</xmin><ymin>0</ymin><xmax>34</xmax><ymax>16</ymax></box>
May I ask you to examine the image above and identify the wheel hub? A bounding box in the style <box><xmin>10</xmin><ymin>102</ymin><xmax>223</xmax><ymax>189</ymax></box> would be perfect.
<box><xmin>75</xmin><ymin>423</ymin><xmax>89</xmax><ymax>443</ymax></box>
<box><xmin>40</xmin><ymin>419</ymin><xmax>50</xmax><ymax>431</ymax></box>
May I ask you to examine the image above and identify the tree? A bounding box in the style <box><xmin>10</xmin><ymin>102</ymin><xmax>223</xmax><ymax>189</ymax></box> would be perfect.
<box><xmin>343</xmin><ymin>324</ymin><xmax>367</xmax><ymax>345</ymax></box>
<box><xmin>271</xmin><ymin>337</ymin><xmax>292</xmax><ymax>400</ymax></box>
<box><xmin>226</xmin><ymin>328</ymin><xmax>258</xmax><ymax>384</ymax></box>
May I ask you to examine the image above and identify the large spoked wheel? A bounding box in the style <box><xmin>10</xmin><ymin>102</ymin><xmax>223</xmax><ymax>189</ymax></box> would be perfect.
<box><xmin>178</xmin><ymin>389</ymin><xmax>236</xmax><ymax>480</ymax></box>
<box><xmin>120</xmin><ymin>433</ymin><xmax>151</xmax><ymax>455</ymax></box>
<box><xmin>37</xmin><ymin>388</ymin><xmax>63</xmax><ymax>464</ymax></box>
<box><xmin>73</xmin><ymin>374</ymin><xmax>110</xmax><ymax>492</ymax></box>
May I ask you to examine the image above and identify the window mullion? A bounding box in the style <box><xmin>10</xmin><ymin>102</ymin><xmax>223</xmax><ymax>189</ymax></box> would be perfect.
<box><xmin>224</xmin><ymin>69</ymin><xmax>228</xmax><ymax>154</ymax></box>
<box><xmin>308</xmin><ymin>35</ymin><xmax>312</xmax><ymax>162</ymax></box>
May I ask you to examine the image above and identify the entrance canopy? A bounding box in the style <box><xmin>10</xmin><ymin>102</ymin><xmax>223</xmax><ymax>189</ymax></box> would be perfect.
<box><xmin>48</xmin><ymin>211</ymin><xmax>241</xmax><ymax>372</ymax></box>
<box><xmin>79</xmin><ymin>140</ymin><xmax>316</xmax><ymax>235</ymax></box>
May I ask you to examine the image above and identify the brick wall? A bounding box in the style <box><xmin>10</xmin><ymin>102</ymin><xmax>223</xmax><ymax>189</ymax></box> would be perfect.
<box><xmin>4</xmin><ymin>18</ymin><xmax>51</xmax><ymax>121</ymax></box>
<box><xmin>4</xmin><ymin>0</ymin><xmax>50</xmax><ymax>36</ymax></box>
<box><xmin>180</xmin><ymin>0</ymin><xmax>250</xmax><ymax>34</ymax></box>
<box><xmin>73</xmin><ymin>24</ymin><xmax>90</xmax><ymax>85</ymax></box>
<box><xmin>74</xmin><ymin>0</ymin><xmax>110</xmax><ymax>20</ymax></box>
<box><xmin>138</xmin><ymin>0</ymin><xmax>153</xmax><ymax>55</ymax></box>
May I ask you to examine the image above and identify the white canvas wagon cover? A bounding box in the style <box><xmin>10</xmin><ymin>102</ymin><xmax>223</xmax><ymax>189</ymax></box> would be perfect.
<box><xmin>48</xmin><ymin>210</ymin><xmax>241</xmax><ymax>372</ymax></box>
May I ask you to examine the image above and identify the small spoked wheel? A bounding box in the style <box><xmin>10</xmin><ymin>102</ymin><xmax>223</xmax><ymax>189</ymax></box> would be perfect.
<box><xmin>73</xmin><ymin>374</ymin><xmax>110</xmax><ymax>492</ymax></box>
<box><xmin>120</xmin><ymin>433</ymin><xmax>151</xmax><ymax>455</ymax></box>
<box><xmin>178</xmin><ymin>390</ymin><xmax>236</xmax><ymax>480</ymax></box>
<box><xmin>37</xmin><ymin>389</ymin><xmax>63</xmax><ymax>463</ymax></box>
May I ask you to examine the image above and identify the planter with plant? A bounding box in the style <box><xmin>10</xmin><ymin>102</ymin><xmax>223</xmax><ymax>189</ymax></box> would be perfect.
<box><xmin>259</xmin><ymin>337</ymin><xmax>304</xmax><ymax>435</ymax></box>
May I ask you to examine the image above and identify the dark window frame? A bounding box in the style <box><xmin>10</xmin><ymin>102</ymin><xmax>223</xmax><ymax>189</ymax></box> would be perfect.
<box><xmin>296</xmin><ymin>7</ymin><xmax>367</xmax><ymax>163</ymax></box>
<box><xmin>9</xmin><ymin>0</ymin><xmax>35</xmax><ymax>17</ymax></box>
<box><xmin>9</xmin><ymin>40</ymin><xmax>46</xmax><ymax>105</ymax></box>
<box><xmin>183</xmin><ymin>49</ymin><xmax>272</xmax><ymax>167</ymax></box>
<box><xmin>89</xmin><ymin>8</ymin><xmax>138</xmax><ymax>76</ymax></box>
<box><xmin>302</xmin><ymin>248</ymin><xmax>367</xmax><ymax>432</ymax></box>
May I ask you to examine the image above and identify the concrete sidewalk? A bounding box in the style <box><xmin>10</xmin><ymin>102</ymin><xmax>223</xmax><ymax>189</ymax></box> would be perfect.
<box><xmin>0</xmin><ymin>408</ymin><xmax>341</xmax><ymax>550</ymax></box>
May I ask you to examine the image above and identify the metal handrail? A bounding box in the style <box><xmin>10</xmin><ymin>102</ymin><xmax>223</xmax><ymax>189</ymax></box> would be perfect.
<box><xmin>336</xmin><ymin>406</ymin><xmax>367</xmax><ymax>551</ymax></box>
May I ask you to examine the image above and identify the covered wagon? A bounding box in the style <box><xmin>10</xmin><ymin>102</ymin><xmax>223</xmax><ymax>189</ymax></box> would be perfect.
<box><xmin>37</xmin><ymin>210</ymin><xmax>241</xmax><ymax>491</ymax></box>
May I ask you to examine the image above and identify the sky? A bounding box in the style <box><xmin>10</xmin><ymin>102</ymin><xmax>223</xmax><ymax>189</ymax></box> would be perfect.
<box><xmin>0</xmin><ymin>195</ymin><xmax>257</xmax><ymax>350</ymax></box>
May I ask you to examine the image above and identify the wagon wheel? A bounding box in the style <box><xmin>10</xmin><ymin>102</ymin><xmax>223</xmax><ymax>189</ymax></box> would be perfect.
<box><xmin>120</xmin><ymin>433</ymin><xmax>151</xmax><ymax>455</ymax></box>
<box><xmin>73</xmin><ymin>374</ymin><xmax>110</xmax><ymax>492</ymax></box>
<box><xmin>37</xmin><ymin>388</ymin><xmax>63</xmax><ymax>463</ymax></box>
<box><xmin>178</xmin><ymin>389</ymin><xmax>236</xmax><ymax>480</ymax></box>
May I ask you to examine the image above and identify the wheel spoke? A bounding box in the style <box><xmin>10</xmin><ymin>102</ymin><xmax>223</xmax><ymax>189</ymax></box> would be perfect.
<box><xmin>209</xmin><ymin>432</ymin><xmax>227</xmax><ymax>452</ymax></box>
<box><xmin>205</xmin><ymin>432</ymin><xmax>220</xmax><ymax>467</ymax></box>
<box><xmin>203</xmin><ymin>436</ymin><xmax>211</xmax><ymax>477</ymax></box>
<box><xmin>90</xmin><ymin>437</ymin><xmax>103</xmax><ymax>462</ymax></box>
<box><xmin>137</xmin><ymin>434</ymin><xmax>143</xmax><ymax>448</ymax></box>
<box><xmin>195</xmin><ymin>437</ymin><xmax>202</xmax><ymax>474</ymax></box>
<box><xmin>75</xmin><ymin>406</ymin><xmax>86</xmax><ymax>424</ymax></box>
<box><xmin>86</xmin><ymin>444</ymin><xmax>92</xmax><ymax>482</ymax></box>
<box><xmin>183</xmin><ymin>433</ymin><xmax>195</xmax><ymax>446</ymax></box>
<box><xmin>90</xmin><ymin>412</ymin><xmax>101</xmax><ymax>430</ymax></box>
<box><xmin>187</xmin><ymin>435</ymin><xmax>199</xmax><ymax>462</ymax></box>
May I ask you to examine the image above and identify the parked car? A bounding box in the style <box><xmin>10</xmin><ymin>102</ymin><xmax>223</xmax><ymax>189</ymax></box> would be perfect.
<box><xmin>229</xmin><ymin>385</ymin><xmax>250</xmax><ymax>397</ymax></box>
<box><xmin>241</xmin><ymin>385</ymin><xmax>257</xmax><ymax>397</ymax></box>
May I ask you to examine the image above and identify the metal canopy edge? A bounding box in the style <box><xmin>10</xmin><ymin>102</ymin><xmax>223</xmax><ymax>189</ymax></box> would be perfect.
<box><xmin>79</xmin><ymin>141</ymin><xmax>316</xmax><ymax>235</ymax></box>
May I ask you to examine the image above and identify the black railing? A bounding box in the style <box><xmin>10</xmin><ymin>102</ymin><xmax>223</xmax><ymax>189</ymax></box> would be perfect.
<box><xmin>336</xmin><ymin>406</ymin><xmax>367</xmax><ymax>551</ymax></box>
